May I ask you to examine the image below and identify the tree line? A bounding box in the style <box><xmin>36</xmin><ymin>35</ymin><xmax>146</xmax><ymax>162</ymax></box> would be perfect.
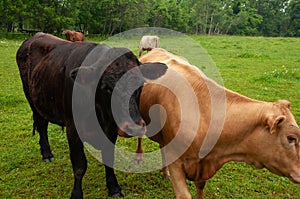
<box><xmin>1</xmin><ymin>0</ymin><xmax>300</xmax><ymax>37</ymax></box>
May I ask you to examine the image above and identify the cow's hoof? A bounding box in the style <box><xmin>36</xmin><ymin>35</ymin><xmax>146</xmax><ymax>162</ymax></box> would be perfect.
<box><xmin>134</xmin><ymin>153</ymin><xmax>143</xmax><ymax>165</ymax></box>
<box><xmin>42</xmin><ymin>151</ymin><xmax>54</xmax><ymax>162</ymax></box>
<box><xmin>109</xmin><ymin>190</ymin><xmax>125</xmax><ymax>198</ymax></box>
<box><xmin>134</xmin><ymin>158</ymin><xmax>143</xmax><ymax>165</ymax></box>
<box><xmin>70</xmin><ymin>190</ymin><xmax>83</xmax><ymax>199</ymax></box>
<box><xmin>164</xmin><ymin>173</ymin><xmax>171</xmax><ymax>181</ymax></box>
<box><xmin>162</xmin><ymin>167</ymin><xmax>171</xmax><ymax>180</ymax></box>
<box><xmin>43</xmin><ymin>157</ymin><xmax>54</xmax><ymax>162</ymax></box>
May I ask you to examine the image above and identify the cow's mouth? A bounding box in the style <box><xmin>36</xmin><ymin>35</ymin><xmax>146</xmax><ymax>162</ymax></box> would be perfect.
<box><xmin>265</xmin><ymin>164</ymin><xmax>287</xmax><ymax>177</ymax></box>
<box><xmin>266</xmin><ymin>164</ymin><xmax>300</xmax><ymax>183</ymax></box>
<box><xmin>117</xmin><ymin>120</ymin><xmax>146</xmax><ymax>138</ymax></box>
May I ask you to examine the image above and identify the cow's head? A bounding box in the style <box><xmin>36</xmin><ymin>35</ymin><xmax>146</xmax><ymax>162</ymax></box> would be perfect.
<box><xmin>247</xmin><ymin>100</ymin><xmax>300</xmax><ymax>183</ymax></box>
<box><xmin>71</xmin><ymin>48</ymin><xmax>167</xmax><ymax>138</ymax></box>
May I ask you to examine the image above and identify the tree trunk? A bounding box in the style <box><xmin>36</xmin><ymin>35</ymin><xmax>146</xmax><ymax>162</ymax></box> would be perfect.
<box><xmin>6</xmin><ymin>22</ymin><xmax>13</xmax><ymax>32</ymax></box>
<box><xmin>226</xmin><ymin>22</ymin><xmax>233</xmax><ymax>34</ymax></box>
<box><xmin>208</xmin><ymin>14</ymin><xmax>214</xmax><ymax>35</ymax></box>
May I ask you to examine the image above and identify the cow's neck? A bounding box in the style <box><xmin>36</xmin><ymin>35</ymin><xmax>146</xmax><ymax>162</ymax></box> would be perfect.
<box><xmin>199</xmin><ymin>91</ymin><xmax>267</xmax><ymax>180</ymax></box>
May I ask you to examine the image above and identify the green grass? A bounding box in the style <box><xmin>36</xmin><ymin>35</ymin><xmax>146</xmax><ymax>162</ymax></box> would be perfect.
<box><xmin>1</xmin><ymin>35</ymin><xmax>300</xmax><ymax>198</ymax></box>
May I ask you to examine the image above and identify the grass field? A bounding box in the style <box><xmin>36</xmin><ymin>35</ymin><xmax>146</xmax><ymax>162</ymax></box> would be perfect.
<box><xmin>0</xmin><ymin>34</ymin><xmax>300</xmax><ymax>198</ymax></box>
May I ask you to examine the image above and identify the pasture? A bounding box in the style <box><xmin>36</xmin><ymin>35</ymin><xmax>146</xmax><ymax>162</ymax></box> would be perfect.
<box><xmin>0</xmin><ymin>35</ymin><xmax>300</xmax><ymax>198</ymax></box>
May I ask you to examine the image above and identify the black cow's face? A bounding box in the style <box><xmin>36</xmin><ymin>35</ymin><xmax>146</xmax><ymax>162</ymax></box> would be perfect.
<box><xmin>110</xmin><ymin>77</ymin><xmax>146</xmax><ymax>138</ymax></box>
<box><xmin>71</xmin><ymin>48</ymin><xmax>167</xmax><ymax>138</ymax></box>
<box><xmin>99</xmin><ymin>50</ymin><xmax>147</xmax><ymax>138</ymax></box>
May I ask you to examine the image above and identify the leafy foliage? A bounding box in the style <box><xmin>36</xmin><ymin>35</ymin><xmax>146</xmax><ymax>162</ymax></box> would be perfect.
<box><xmin>0</xmin><ymin>0</ymin><xmax>299</xmax><ymax>36</ymax></box>
<box><xmin>288</xmin><ymin>0</ymin><xmax>300</xmax><ymax>36</ymax></box>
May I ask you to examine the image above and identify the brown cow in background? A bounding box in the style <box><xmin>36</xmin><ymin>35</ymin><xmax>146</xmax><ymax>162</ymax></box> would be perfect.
<box><xmin>63</xmin><ymin>30</ymin><xmax>84</xmax><ymax>42</ymax></box>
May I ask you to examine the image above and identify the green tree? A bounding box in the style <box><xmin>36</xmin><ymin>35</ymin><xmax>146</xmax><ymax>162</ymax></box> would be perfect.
<box><xmin>186</xmin><ymin>0</ymin><xmax>222</xmax><ymax>34</ymax></box>
<box><xmin>146</xmin><ymin>0</ymin><xmax>188</xmax><ymax>32</ymax></box>
<box><xmin>21</xmin><ymin>0</ymin><xmax>79</xmax><ymax>33</ymax></box>
<box><xmin>0</xmin><ymin>0</ymin><xmax>26</xmax><ymax>32</ymax></box>
<box><xmin>250</xmin><ymin>0</ymin><xmax>289</xmax><ymax>36</ymax></box>
<box><xmin>227</xmin><ymin>0</ymin><xmax>263</xmax><ymax>35</ymax></box>
<box><xmin>1</xmin><ymin>0</ymin><xmax>300</xmax><ymax>37</ymax></box>
<box><xmin>287</xmin><ymin>0</ymin><xmax>300</xmax><ymax>36</ymax></box>
<box><xmin>76</xmin><ymin>0</ymin><xmax>150</xmax><ymax>35</ymax></box>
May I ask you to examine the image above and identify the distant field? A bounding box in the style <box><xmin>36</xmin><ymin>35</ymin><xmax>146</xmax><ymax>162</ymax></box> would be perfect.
<box><xmin>0</xmin><ymin>35</ymin><xmax>300</xmax><ymax>198</ymax></box>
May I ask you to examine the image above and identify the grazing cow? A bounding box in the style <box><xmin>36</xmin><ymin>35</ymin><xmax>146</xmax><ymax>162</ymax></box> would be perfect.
<box><xmin>138</xmin><ymin>35</ymin><xmax>160</xmax><ymax>57</ymax></box>
<box><xmin>138</xmin><ymin>48</ymin><xmax>300</xmax><ymax>199</ymax></box>
<box><xmin>16</xmin><ymin>33</ymin><xmax>167</xmax><ymax>198</ymax></box>
<box><xmin>63</xmin><ymin>30</ymin><xmax>85</xmax><ymax>42</ymax></box>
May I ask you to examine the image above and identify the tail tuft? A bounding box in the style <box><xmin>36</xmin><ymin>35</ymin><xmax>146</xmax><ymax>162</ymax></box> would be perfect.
<box><xmin>32</xmin><ymin>121</ymin><xmax>36</xmax><ymax>136</ymax></box>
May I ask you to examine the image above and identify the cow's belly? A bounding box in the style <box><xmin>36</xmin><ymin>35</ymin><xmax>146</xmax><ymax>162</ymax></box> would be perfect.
<box><xmin>30</xmin><ymin>65</ymin><xmax>66</xmax><ymax>126</ymax></box>
<box><xmin>32</xmin><ymin>93</ymin><xmax>65</xmax><ymax>125</ymax></box>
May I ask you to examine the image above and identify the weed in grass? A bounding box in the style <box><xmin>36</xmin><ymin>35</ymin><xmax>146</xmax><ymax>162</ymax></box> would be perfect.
<box><xmin>235</xmin><ymin>51</ymin><xmax>271</xmax><ymax>59</ymax></box>
<box><xmin>250</xmin><ymin>65</ymin><xmax>300</xmax><ymax>83</ymax></box>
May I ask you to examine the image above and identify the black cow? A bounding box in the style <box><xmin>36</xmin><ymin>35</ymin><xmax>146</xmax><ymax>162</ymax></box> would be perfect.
<box><xmin>16</xmin><ymin>33</ymin><xmax>167</xmax><ymax>198</ymax></box>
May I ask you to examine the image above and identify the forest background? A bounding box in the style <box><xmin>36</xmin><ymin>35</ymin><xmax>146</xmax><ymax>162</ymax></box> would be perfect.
<box><xmin>1</xmin><ymin>0</ymin><xmax>300</xmax><ymax>37</ymax></box>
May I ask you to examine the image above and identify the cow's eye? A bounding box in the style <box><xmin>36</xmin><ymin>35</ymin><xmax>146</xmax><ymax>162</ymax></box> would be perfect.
<box><xmin>287</xmin><ymin>135</ymin><xmax>298</xmax><ymax>144</ymax></box>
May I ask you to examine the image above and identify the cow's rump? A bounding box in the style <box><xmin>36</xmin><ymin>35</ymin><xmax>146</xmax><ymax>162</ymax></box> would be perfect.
<box><xmin>16</xmin><ymin>33</ymin><xmax>100</xmax><ymax>124</ymax></box>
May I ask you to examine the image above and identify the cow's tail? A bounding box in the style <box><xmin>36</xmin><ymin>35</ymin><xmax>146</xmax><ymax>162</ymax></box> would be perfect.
<box><xmin>32</xmin><ymin>121</ymin><xmax>36</xmax><ymax>136</ymax></box>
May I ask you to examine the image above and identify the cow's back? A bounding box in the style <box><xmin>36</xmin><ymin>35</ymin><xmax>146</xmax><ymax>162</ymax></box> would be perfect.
<box><xmin>16</xmin><ymin>33</ymin><xmax>98</xmax><ymax>125</ymax></box>
<box><xmin>139</xmin><ymin>49</ymin><xmax>206</xmax><ymax>145</ymax></box>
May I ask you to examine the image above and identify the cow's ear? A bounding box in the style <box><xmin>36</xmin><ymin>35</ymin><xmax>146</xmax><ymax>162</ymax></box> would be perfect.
<box><xmin>267</xmin><ymin>115</ymin><xmax>286</xmax><ymax>134</ymax></box>
<box><xmin>277</xmin><ymin>100</ymin><xmax>291</xmax><ymax>109</ymax></box>
<box><xmin>139</xmin><ymin>62</ymin><xmax>168</xmax><ymax>80</ymax></box>
<box><xmin>70</xmin><ymin>66</ymin><xmax>96</xmax><ymax>84</ymax></box>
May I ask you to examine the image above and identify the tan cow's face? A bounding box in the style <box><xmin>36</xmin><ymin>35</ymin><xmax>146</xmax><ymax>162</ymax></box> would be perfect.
<box><xmin>277</xmin><ymin>120</ymin><xmax>300</xmax><ymax>183</ymax></box>
<box><xmin>250</xmin><ymin>101</ymin><xmax>300</xmax><ymax>183</ymax></box>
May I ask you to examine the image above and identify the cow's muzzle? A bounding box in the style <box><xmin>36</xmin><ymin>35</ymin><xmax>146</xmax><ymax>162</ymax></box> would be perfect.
<box><xmin>290</xmin><ymin>173</ymin><xmax>300</xmax><ymax>183</ymax></box>
<box><xmin>117</xmin><ymin>120</ymin><xmax>146</xmax><ymax>138</ymax></box>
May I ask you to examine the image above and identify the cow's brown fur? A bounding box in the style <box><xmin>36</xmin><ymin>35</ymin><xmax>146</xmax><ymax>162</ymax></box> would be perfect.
<box><xmin>139</xmin><ymin>48</ymin><xmax>300</xmax><ymax>199</ymax></box>
<box><xmin>63</xmin><ymin>30</ymin><xmax>84</xmax><ymax>42</ymax></box>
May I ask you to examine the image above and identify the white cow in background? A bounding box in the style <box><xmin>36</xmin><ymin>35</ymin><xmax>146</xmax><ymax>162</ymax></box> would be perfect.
<box><xmin>138</xmin><ymin>35</ymin><xmax>160</xmax><ymax>57</ymax></box>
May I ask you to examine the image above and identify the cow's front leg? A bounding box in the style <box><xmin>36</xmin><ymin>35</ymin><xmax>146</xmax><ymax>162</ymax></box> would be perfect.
<box><xmin>160</xmin><ymin>144</ymin><xmax>170</xmax><ymax>179</ymax></box>
<box><xmin>168</xmin><ymin>160</ymin><xmax>191</xmax><ymax>199</ymax></box>
<box><xmin>134</xmin><ymin>138</ymin><xmax>144</xmax><ymax>165</ymax></box>
<box><xmin>195</xmin><ymin>181</ymin><xmax>206</xmax><ymax>199</ymax></box>
<box><xmin>66</xmin><ymin>125</ymin><xmax>87</xmax><ymax>199</ymax></box>
<box><xmin>102</xmin><ymin>146</ymin><xmax>125</xmax><ymax>197</ymax></box>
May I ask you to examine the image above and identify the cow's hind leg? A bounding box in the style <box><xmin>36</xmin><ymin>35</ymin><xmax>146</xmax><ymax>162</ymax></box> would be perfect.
<box><xmin>33</xmin><ymin>111</ymin><xmax>54</xmax><ymax>162</ymax></box>
<box><xmin>67</xmin><ymin>125</ymin><xmax>87</xmax><ymax>199</ymax></box>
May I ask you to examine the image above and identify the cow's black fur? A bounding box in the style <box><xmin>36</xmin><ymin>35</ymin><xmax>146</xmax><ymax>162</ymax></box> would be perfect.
<box><xmin>16</xmin><ymin>33</ymin><xmax>167</xmax><ymax>198</ymax></box>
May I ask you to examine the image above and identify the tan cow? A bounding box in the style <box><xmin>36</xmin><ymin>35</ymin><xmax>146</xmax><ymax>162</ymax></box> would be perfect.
<box><xmin>138</xmin><ymin>48</ymin><xmax>300</xmax><ymax>199</ymax></box>
<box><xmin>138</xmin><ymin>35</ymin><xmax>160</xmax><ymax>57</ymax></box>
<box><xmin>62</xmin><ymin>30</ymin><xmax>84</xmax><ymax>42</ymax></box>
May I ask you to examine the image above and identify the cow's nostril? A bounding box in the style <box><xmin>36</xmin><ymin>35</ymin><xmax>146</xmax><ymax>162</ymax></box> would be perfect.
<box><xmin>125</xmin><ymin>125</ymin><xmax>131</xmax><ymax>133</ymax></box>
<box><xmin>139</xmin><ymin>120</ymin><xmax>146</xmax><ymax>128</ymax></box>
